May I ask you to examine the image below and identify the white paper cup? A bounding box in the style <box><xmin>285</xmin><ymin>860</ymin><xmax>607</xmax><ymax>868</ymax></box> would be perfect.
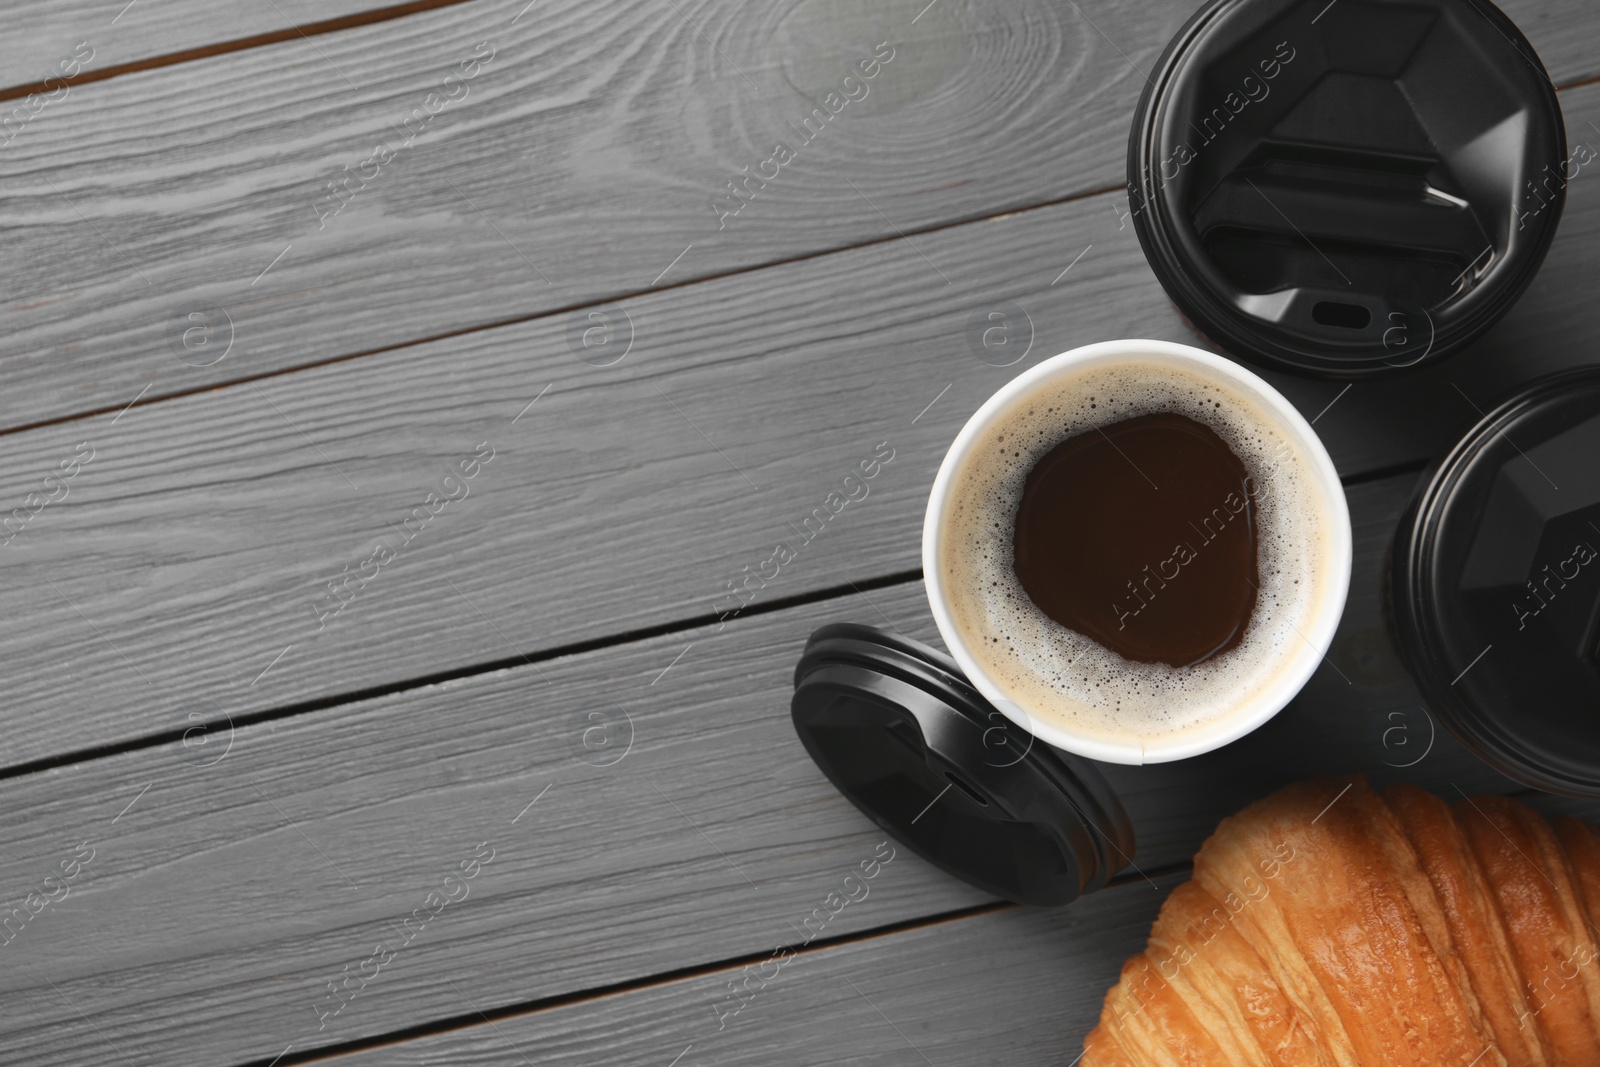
<box><xmin>922</xmin><ymin>339</ymin><xmax>1352</xmax><ymax>765</ymax></box>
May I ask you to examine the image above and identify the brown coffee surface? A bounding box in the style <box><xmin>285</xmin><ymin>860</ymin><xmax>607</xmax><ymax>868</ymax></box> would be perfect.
<box><xmin>1011</xmin><ymin>412</ymin><xmax>1257</xmax><ymax>667</ymax></box>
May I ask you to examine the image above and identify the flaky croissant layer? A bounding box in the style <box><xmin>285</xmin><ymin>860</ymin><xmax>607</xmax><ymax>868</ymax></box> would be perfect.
<box><xmin>1081</xmin><ymin>778</ymin><xmax>1600</xmax><ymax>1067</ymax></box>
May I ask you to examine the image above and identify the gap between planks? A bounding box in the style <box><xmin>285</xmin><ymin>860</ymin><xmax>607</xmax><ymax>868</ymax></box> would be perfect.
<box><xmin>242</xmin><ymin>862</ymin><xmax>1197</xmax><ymax>1067</ymax></box>
<box><xmin>0</xmin><ymin>567</ymin><xmax>917</xmax><ymax>786</ymax></box>
<box><xmin>9</xmin><ymin>58</ymin><xmax>1600</xmax><ymax>440</ymax></box>
<box><xmin>0</xmin><ymin>454</ymin><xmax>1430</xmax><ymax>787</ymax></box>
<box><xmin>0</xmin><ymin>0</ymin><xmax>480</xmax><ymax>105</ymax></box>
<box><xmin>5</xmin><ymin>0</ymin><xmax>1598</xmax><ymax>112</ymax></box>
<box><xmin>240</xmin><ymin>778</ymin><xmax>1578</xmax><ymax>1067</ymax></box>
<box><xmin>0</xmin><ymin>181</ymin><xmax>1125</xmax><ymax>443</ymax></box>
<box><xmin>3</xmin><ymin>5</ymin><xmax>1598</xmax><ymax>439</ymax></box>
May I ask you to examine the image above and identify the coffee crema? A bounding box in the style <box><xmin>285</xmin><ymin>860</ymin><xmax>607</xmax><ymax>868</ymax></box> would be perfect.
<box><xmin>937</xmin><ymin>357</ymin><xmax>1333</xmax><ymax>750</ymax></box>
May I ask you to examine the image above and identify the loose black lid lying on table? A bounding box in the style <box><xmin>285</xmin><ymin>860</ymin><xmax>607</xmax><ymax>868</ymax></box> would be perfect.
<box><xmin>791</xmin><ymin>623</ymin><xmax>1135</xmax><ymax>906</ymax></box>
<box><xmin>1129</xmin><ymin>0</ymin><xmax>1567</xmax><ymax>379</ymax></box>
<box><xmin>1391</xmin><ymin>368</ymin><xmax>1600</xmax><ymax>798</ymax></box>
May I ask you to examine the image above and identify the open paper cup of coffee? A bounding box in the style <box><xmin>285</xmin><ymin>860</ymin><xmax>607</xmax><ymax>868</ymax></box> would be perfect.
<box><xmin>923</xmin><ymin>340</ymin><xmax>1351</xmax><ymax>765</ymax></box>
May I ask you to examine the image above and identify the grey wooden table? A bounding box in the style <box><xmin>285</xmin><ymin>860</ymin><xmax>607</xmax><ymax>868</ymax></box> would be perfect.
<box><xmin>3</xmin><ymin>1</ymin><xmax>1600</xmax><ymax>1064</ymax></box>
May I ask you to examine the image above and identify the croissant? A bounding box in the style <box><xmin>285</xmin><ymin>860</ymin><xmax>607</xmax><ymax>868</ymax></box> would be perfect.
<box><xmin>1080</xmin><ymin>778</ymin><xmax>1600</xmax><ymax>1066</ymax></box>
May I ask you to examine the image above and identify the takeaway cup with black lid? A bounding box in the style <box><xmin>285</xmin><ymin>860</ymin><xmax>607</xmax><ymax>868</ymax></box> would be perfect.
<box><xmin>1389</xmin><ymin>367</ymin><xmax>1600</xmax><ymax>798</ymax></box>
<box><xmin>1128</xmin><ymin>0</ymin><xmax>1567</xmax><ymax>378</ymax></box>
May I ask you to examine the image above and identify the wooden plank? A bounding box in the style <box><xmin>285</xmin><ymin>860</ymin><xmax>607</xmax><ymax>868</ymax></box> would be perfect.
<box><xmin>9</xmin><ymin>0</ymin><xmax>1584</xmax><ymax>107</ymax></box>
<box><xmin>0</xmin><ymin>2</ymin><xmax>432</xmax><ymax>93</ymax></box>
<box><xmin>6</xmin><ymin>79</ymin><xmax>1600</xmax><ymax>767</ymax></box>
<box><xmin>315</xmin><ymin>879</ymin><xmax>1181</xmax><ymax>1067</ymax></box>
<box><xmin>0</xmin><ymin>0</ymin><xmax>1187</xmax><ymax>428</ymax></box>
<box><xmin>5</xmin><ymin>0</ymin><xmax>1597</xmax><ymax>431</ymax></box>
<box><xmin>6</xmin><ymin>0</ymin><xmax>1589</xmax><ymax>120</ymax></box>
<box><xmin>155</xmin><ymin>782</ymin><xmax>1600</xmax><ymax>1067</ymax></box>
<box><xmin>8</xmin><ymin>469</ymin><xmax>1596</xmax><ymax>1067</ymax></box>
<box><xmin>303</xmin><ymin>763</ymin><xmax>1600</xmax><ymax>1067</ymax></box>
<box><xmin>0</xmin><ymin>584</ymin><xmax>989</xmax><ymax>1067</ymax></box>
<box><xmin>1496</xmin><ymin>0</ymin><xmax>1600</xmax><ymax>92</ymax></box>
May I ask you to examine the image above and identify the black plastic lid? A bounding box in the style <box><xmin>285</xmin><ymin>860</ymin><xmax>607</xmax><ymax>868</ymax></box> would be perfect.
<box><xmin>790</xmin><ymin>623</ymin><xmax>1135</xmax><ymax>906</ymax></box>
<box><xmin>1129</xmin><ymin>0</ymin><xmax>1567</xmax><ymax>379</ymax></box>
<box><xmin>1391</xmin><ymin>367</ymin><xmax>1600</xmax><ymax>797</ymax></box>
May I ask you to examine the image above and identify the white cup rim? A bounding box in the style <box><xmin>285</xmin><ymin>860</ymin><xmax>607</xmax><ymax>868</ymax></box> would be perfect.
<box><xmin>922</xmin><ymin>339</ymin><xmax>1352</xmax><ymax>765</ymax></box>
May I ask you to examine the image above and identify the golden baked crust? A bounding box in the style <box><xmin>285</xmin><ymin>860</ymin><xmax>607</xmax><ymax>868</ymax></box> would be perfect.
<box><xmin>1081</xmin><ymin>778</ymin><xmax>1600</xmax><ymax>1066</ymax></box>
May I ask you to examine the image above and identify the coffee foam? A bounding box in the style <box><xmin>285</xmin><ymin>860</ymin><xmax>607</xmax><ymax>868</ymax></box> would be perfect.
<box><xmin>937</xmin><ymin>356</ymin><xmax>1335</xmax><ymax>751</ymax></box>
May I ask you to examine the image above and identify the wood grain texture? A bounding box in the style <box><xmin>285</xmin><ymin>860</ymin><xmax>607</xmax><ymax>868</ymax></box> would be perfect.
<box><xmin>0</xmin><ymin>0</ymin><xmax>1185</xmax><ymax>427</ymax></box>
<box><xmin>0</xmin><ymin>2</ymin><xmax>432</xmax><ymax>94</ymax></box>
<box><xmin>6</xmin><ymin>79</ymin><xmax>1600</xmax><ymax>768</ymax></box>
<box><xmin>7</xmin><ymin>471</ymin><xmax>1597</xmax><ymax>1067</ymax></box>
<box><xmin>1495</xmin><ymin>0</ymin><xmax>1600</xmax><ymax>90</ymax></box>
<box><xmin>0</xmin><ymin>584</ymin><xmax>989</xmax><ymax>1067</ymax></box>
<box><xmin>4</xmin><ymin>0</ymin><xmax>1597</xmax><ymax>431</ymax></box>
<box><xmin>318</xmin><ymin>878</ymin><xmax>1182</xmax><ymax>1067</ymax></box>
<box><xmin>317</xmin><ymin>785</ymin><xmax>1600</xmax><ymax>1067</ymax></box>
<box><xmin>287</xmin><ymin>771</ymin><xmax>1600</xmax><ymax>1067</ymax></box>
